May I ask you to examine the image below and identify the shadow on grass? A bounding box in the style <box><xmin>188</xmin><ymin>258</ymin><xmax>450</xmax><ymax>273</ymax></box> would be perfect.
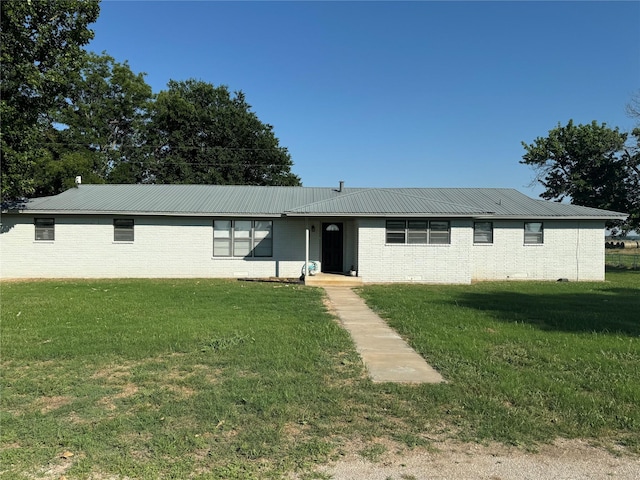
<box><xmin>452</xmin><ymin>286</ymin><xmax>640</xmax><ymax>336</ymax></box>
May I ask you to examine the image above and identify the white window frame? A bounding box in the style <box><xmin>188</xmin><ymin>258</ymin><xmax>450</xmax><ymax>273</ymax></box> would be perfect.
<box><xmin>213</xmin><ymin>219</ymin><xmax>273</xmax><ymax>257</ymax></box>
<box><xmin>34</xmin><ymin>218</ymin><xmax>55</xmax><ymax>241</ymax></box>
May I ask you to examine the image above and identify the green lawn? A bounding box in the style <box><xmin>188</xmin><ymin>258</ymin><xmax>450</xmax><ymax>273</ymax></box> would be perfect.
<box><xmin>606</xmin><ymin>250</ymin><xmax>640</xmax><ymax>270</ymax></box>
<box><xmin>1</xmin><ymin>272</ymin><xmax>639</xmax><ymax>478</ymax></box>
<box><xmin>358</xmin><ymin>270</ymin><xmax>640</xmax><ymax>448</ymax></box>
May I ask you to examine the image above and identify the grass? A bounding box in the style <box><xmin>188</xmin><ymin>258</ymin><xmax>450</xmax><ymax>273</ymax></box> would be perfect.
<box><xmin>605</xmin><ymin>248</ymin><xmax>640</xmax><ymax>269</ymax></box>
<box><xmin>1</xmin><ymin>272</ymin><xmax>639</xmax><ymax>478</ymax></box>
<box><xmin>358</xmin><ymin>270</ymin><xmax>640</xmax><ymax>449</ymax></box>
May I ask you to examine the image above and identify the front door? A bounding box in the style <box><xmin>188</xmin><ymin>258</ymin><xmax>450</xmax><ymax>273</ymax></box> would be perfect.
<box><xmin>322</xmin><ymin>223</ymin><xmax>344</xmax><ymax>273</ymax></box>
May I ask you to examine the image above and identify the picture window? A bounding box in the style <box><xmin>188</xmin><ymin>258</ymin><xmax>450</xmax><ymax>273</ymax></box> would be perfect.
<box><xmin>214</xmin><ymin>220</ymin><xmax>273</xmax><ymax>257</ymax></box>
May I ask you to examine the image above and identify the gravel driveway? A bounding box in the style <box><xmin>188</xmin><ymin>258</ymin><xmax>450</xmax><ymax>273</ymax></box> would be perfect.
<box><xmin>308</xmin><ymin>439</ymin><xmax>640</xmax><ymax>480</ymax></box>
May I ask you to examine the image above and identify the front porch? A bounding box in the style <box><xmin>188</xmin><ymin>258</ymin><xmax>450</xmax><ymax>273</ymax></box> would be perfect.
<box><xmin>301</xmin><ymin>218</ymin><xmax>359</xmax><ymax>280</ymax></box>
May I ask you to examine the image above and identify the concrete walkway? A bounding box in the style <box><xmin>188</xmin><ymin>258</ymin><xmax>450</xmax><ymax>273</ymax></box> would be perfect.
<box><xmin>324</xmin><ymin>287</ymin><xmax>445</xmax><ymax>384</ymax></box>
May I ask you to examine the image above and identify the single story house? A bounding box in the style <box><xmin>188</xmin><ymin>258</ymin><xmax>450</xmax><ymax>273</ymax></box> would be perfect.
<box><xmin>0</xmin><ymin>183</ymin><xmax>627</xmax><ymax>283</ymax></box>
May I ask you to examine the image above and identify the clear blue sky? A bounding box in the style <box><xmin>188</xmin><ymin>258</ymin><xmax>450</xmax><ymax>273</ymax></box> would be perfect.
<box><xmin>88</xmin><ymin>0</ymin><xmax>640</xmax><ymax>196</ymax></box>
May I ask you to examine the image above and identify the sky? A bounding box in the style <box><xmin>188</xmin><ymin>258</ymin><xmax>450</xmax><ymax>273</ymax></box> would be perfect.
<box><xmin>88</xmin><ymin>0</ymin><xmax>640</xmax><ymax>196</ymax></box>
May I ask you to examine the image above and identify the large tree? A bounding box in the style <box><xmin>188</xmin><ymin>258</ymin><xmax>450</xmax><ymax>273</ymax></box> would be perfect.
<box><xmin>146</xmin><ymin>79</ymin><xmax>300</xmax><ymax>186</ymax></box>
<box><xmin>33</xmin><ymin>51</ymin><xmax>153</xmax><ymax>196</ymax></box>
<box><xmin>521</xmin><ymin>120</ymin><xmax>639</xmax><ymax>234</ymax></box>
<box><xmin>1</xmin><ymin>0</ymin><xmax>101</xmax><ymax>200</ymax></box>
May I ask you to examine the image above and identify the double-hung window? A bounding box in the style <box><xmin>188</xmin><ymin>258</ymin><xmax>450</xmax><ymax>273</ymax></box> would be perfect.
<box><xmin>34</xmin><ymin>218</ymin><xmax>55</xmax><ymax>241</ymax></box>
<box><xmin>524</xmin><ymin>222</ymin><xmax>543</xmax><ymax>244</ymax></box>
<box><xmin>385</xmin><ymin>220</ymin><xmax>450</xmax><ymax>244</ymax></box>
<box><xmin>474</xmin><ymin>222</ymin><xmax>493</xmax><ymax>243</ymax></box>
<box><xmin>213</xmin><ymin>220</ymin><xmax>273</xmax><ymax>257</ymax></box>
<box><xmin>114</xmin><ymin>219</ymin><xmax>134</xmax><ymax>242</ymax></box>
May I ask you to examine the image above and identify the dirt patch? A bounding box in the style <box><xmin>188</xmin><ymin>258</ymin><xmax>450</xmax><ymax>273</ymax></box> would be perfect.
<box><xmin>37</xmin><ymin>396</ymin><xmax>74</xmax><ymax>414</ymax></box>
<box><xmin>166</xmin><ymin>384</ymin><xmax>196</xmax><ymax>398</ymax></box>
<box><xmin>309</xmin><ymin>438</ymin><xmax>640</xmax><ymax>480</ymax></box>
<box><xmin>322</xmin><ymin>295</ymin><xmax>339</xmax><ymax>317</ymax></box>
<box><xmin>98</xmin><ymin>382</ymin><xmax>138</xmax><ymax>411</ymax></box>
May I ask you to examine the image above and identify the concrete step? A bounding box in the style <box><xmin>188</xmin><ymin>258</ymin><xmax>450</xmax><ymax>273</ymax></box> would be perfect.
<box><xmin>305</xmin><ymin>273</ymin><xmax>363</xmax><ymax>287</ymax></box>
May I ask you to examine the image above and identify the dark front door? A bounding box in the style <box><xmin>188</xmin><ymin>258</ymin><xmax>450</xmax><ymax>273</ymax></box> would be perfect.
<box><xmin>322</xmin><ymin>223</ymin><xmax>343</xmax><ymax>273</ymax></box>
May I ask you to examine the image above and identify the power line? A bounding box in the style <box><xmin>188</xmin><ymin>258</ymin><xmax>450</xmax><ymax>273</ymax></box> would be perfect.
<box><xmin>35</xmin><ymin>142</ymin><xmax>288</xmax><ymax>152</ymax></box>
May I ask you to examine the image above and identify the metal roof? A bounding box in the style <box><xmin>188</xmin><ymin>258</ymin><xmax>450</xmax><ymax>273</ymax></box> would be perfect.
<box><xmin>6</xmin><ymin>184</ymin><xmax>627</xmax><ymax>220</ymax></box>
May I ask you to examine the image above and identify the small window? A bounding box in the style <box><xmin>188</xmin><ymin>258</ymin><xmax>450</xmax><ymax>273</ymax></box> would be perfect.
<box><xmin>474</xmin><ymin>222</ymin><xmax>493</xmax><ymax>243</ymax></box>
<box><xmin>233</xmin><ymin>220</ymin><xmax>252</xmax><ymax>257</ymax></box>
<box><xmin>524</xmin><ymin>222</ymin><xmax>543</xmax><ymax>244</ymax></box>
<box><xmin>429</xmin><ymin>221</ymin><xmax>450</xmax><ymax>244</ymax></box>
<box><xmin>253</xmin><ymin>220</ymin><xmax>273</xmax><ymax>257</ymax></box>
<box><xmin>386</xmin><ymin>220</ymin><xmax>406</xmax><ymax>243</ymax></box>
<box><xmin>114</xmin><ymin>219</ymin><xmax>134</xmax><ymax>242</ymax></box>
<box><xmin>407</xmin><ymin>220</ymin><xmax>428</xmax><ymax>244</ymax></box>
<box><xmin>213</xmin><ymin>220</ymin><xmax>232</xmax><ymax>256</ymax></box>
<box><xmin>35</xmin><ymin>218</ymin><xmax>55</xmax><ymax>241</ymax></box>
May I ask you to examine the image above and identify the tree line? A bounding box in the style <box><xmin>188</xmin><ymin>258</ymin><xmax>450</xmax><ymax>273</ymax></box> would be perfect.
<box><xmin>1</xmin><ymin>0</ymin><xmax>637</xmax><ymax>233</ymax></box>
<box><xmin>1</xmin><ymin>0</ymin><xmax>300</xmax><ymax>202</ymax></box>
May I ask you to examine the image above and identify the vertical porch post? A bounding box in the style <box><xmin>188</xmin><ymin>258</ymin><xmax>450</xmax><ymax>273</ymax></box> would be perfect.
<box><xmin>305</xmin><ymin>226</ymin><xmax>310</xmax><ymax>284</ymax></box>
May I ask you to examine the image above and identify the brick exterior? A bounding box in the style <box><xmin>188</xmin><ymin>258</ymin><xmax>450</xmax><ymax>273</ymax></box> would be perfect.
<box><xmin>0</xmin><ymin>216</ymin><xmax>309</xmax><ymax>279</ymax></box>
<box><xmin>471</xmin><ymin>220</ymin><xmax>605</xmax><ymax>281</ymax></box>
<box><xmin>355</xmin><ymin>218</ymin><xmax>471</xmax><ymax>283</ymax></box>
<box><xmin>0</xmin><ymin>215</ymin><xmax>606</xmax><ymax>282</ymax></box>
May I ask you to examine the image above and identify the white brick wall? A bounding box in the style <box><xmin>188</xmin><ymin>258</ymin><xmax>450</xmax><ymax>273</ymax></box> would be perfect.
<box><xmin>0</xmin><ymin>215</ymin><xmax>606</xmax><ymax>282</ymax></box>
<box><xmin>471</xmin><ymin>220</ymin><xmax>605</xmax><ymax>281</ymax></box>
<box><xmin>355</xmin><ymin>218</ymin><xmax>472</xmax><ymax>283</ymax></box>
<box><xmin>0</xmin><ymin>215</ymin><xmax>310</xmax><ymax>279</ymax></box>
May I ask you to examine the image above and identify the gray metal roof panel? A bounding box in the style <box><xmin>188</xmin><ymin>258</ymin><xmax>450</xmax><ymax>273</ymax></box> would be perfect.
<box><xmin>285</xmin><ymin>189</ymin><xmax>492</xmax><ymax>215</ymax></box>
<box><xmin>13</xmin><ymin>184</ymin><xmax>627</xmax><ymax>220</ymax></box>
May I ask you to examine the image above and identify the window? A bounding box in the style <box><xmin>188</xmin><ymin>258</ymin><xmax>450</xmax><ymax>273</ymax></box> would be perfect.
<box><xmin>474</xmin><ymin>222</ymin><xmax>493</xmax><ymax>243</ymax></box>
<box><xmin>385</xmin><ymin>220</ymin><xmax>450</xmax><ymax>244</ymax></box>
<box><xmin>233</xmin><ymin>220</ymin><xmax>252</xmax><ymax>256</ymax></box>
<box><xmin>114</xmin><ymin>219</ymin><xmax>134</xmax><ymax>242</ymax></box>
<box><xmin>407</xmin><ymin>221</ymin><xmax>428</xmax><ymax>244</ymax></box>
<box><xmin>253</xmin><ymin>220</ymin><xmax>273</xmax><ymax>257</ymax></box>
<box><xmin>385</xmin><ymin>220</ymin><xmax>406</xmax><ymax>243</ymax></box>
<box><xmin>213</xmin><ymin>220</ymin><xmax>273</xmax><ymax>257</ymax></box>
<box><xmin>213</xmin><ymin>220</ymin><xmax>232</xmax><ymax>256</ymax></box>
<box><xmin>429</xmin><ymin>221</ymin><xmax>450</xmax><ymax>244</ymax></box>
<box><xmin>34</xmin><ymin>218</ymin><xmax>55</xmax><ymax>241</ymax></box>
<box><xmin>524</xmin><ymin>222</ymin><xmax>543</xmax><ymax>244</ymax></box>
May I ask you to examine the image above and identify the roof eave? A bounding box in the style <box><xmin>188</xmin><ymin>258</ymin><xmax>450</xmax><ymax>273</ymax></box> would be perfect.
<box><xmin>473</xmin><ymin>215</ymin><xmax>627</xmax><ymax>221</ymax></box>
<box><xmin>13</xmin><ymin>210</ymin><xmax>282</xmax><ymax>218</ymax></box>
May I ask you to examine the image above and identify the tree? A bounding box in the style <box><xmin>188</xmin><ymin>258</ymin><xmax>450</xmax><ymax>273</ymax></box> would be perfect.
<box><xmin>146</xmin><ymin>79</ymin><xmax>300</xmax><ymax>186</ymax></box>
<box><xmin>1</xmin><ymin>0</ymin><xmax>101</xmax><ymax>200</ymax></box>
<box><xmin>521</xmin><ymin>120</ymin><xmax>639</xmax><ymax>234</ymax></box>
<box><xmin>34</xmin><ymin>51</ymin><xmax>154</xmax><ymax>195</ymax></box>
<box><xmin>627</xmin><ymin>90</ymin><xmax>640</xmax><ymax>126</ymax></box>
